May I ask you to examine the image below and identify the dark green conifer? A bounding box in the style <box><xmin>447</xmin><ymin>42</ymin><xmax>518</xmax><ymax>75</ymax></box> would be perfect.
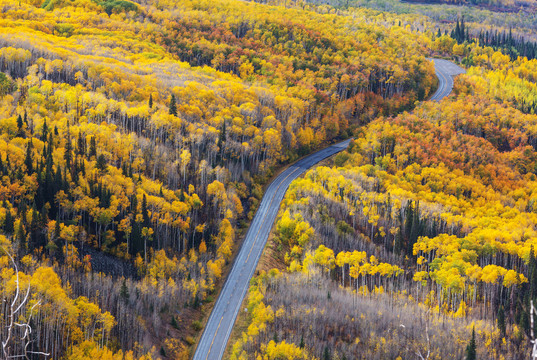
<box><xmin>498</xmin><ymin>305</ymin><xmax>506</xmax><ymax>337</ymax></box>
<box><xmin>24</xmin><ymin>140</ymin><xmax>33</xmax><ymax>174</ymax></box>
<box><xmin>89</xmin><ymin>136</ymin><xmax>97</xmax><ymax>158</ymax></box>
<box><xmin>77</xmin><ymin>132</ymin><xmax>85</xmax><ymax>156</ymax></box>
<box><xmin>120</xmin><ymin>278</ymin><xmax>130</xmax><ymax>301</ymax></box>
<box><xmin>169</xmin><ymin>94</ymin><xmax>177</xmax><ymax>116</ymax></box>
<box><xmin>17</xmin><ymin>114</ymin><xmax>23</xmax><ymax>136</ymax></box>
<box><xmin>323</xmin><ymin>346</ymin><xmax>331</xmax><ymax>360</ymax></box>
<box><xmin>465</xmin><ymin>327</ymin><xmax>477</xmax><ymax>360</ymax></box>
<box><xmin>3</xmin><ymin>202</ymin><xmax>13</xmax><ymax>234</ymax></box>
<box><xmin>41</xmin><ymin>119</ymin><xmax>48</xmax><ymax>141</ymax></box>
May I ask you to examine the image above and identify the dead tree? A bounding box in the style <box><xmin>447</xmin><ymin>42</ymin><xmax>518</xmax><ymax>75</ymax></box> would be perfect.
<box><xmin>531</xmin><ymin>300</ymin><xmax>537</xmax><ymax>360</ymax></box>
<box><xmin>1</xmin><ymin>247</ymin><xmax>49</xmax><ymax>359</ymax></box>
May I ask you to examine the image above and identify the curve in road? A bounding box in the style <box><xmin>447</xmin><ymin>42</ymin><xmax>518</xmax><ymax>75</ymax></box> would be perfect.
<box><xmin>429</xmin><ymin>59</ymin><xmax>466</xmax><ymax>101</ymax></box>
<box><xmin>193</xmin><ymin>139</ymin><xmax>351</xmax><ymax>360</ymax></box>
<box><xmin>193</xmin><ymin>59</ymin><xmax>464</xmax><ymax>360</ymax></box>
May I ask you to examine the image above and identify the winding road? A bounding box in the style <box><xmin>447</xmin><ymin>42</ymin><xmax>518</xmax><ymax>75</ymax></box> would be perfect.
<box><xmin>192</xmin><ymin>59</ymin><xmax>464</xmax><ymax>360</ymax></box>
<box><xmin>429</xmin><ymin>59</ymin><xmax>466</xmax><ymax>101</ymax></box>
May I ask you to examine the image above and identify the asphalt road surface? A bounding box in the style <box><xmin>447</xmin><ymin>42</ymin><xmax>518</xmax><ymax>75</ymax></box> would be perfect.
<box><xmin>429</xmin><ymin>59</ymin><xmax>466</xmax><ymax>101</ymax></box>
<box><xmin>193</xmin><ymin>139</ymin><xmax>351</xmax><ymax>360</ymax></box>
<box><xmin>193</xmin><ymin>59</ymin><xmax>464</xmax><ymax>360</ymax></box>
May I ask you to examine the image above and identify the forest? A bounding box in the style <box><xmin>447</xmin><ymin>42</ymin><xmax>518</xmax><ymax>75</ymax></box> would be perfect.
<box><xmin>229</xmin><ymin>9</ymin><xmax>537</xmax><ymax>360</ymax></box>
<box><xmin>301</xmin><ymin>0</ymin><xmax>537</xmax><ymax>41</ymax></box>
<box><xmin>0</xmin><ymin>0</ymin><xmax>438</xmax><ymax>358</ymax></box>
<box><xmin>2</xmin><ymin>0</ymin><xmax>537</xmax><ymax>358</ymax></box>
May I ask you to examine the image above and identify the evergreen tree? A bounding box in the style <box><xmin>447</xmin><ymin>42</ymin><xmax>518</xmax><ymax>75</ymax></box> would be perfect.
<box><xmin>171</xmin><ymin>316</ymin><xmax>179</xmax><ymax>329</ymax></box>
<box><xmin>299</xmin><ymin>335</ymin><xmax>304</xmax><ymax>349</ymax></box>
<box><xmin>54</xmin><ymin>165</ymin><xmax>64</xmax><ymax>192</ymax></box>
<box><xmin>24</xmin><ymin>140</ymin><xmax>33</xmax><ymax>174</ymax></box>
<box><xmin>498</xmin><ymin>305</ymin><xmax>506</xmax><ymax>338</ymax></box>
<box><xmin>89</xmin><ymin>136</ymin><xmax>97</xmax><ymax>158</ymax></box>
<box><xmin>29</xmin><ymin>204</ymin><xmax>40</xmax><ymax>249</ymax></box>
<box><xmin>142</xmin><ymin>194</ymin><xmax>150</xmax><ymax>227</ymax></box>
<box><xmin>120</xmin><ymin>278</ymin><xmax>130</xmax><ymax>301</ymax></box>
<box><xmin>64</xmin><ymin>127</ymin><xmax>72</xmax><ymax>170</ymax></box>
<box><xmin>130</xmin><ymin>220</ymin><xmax>142</xmax><ymax>255</ymax></box>
<box><xmin>41</xmin><ymin>119</ymin><xmax>48</xmax><ymax>141</ymax></box>
<box><xmin>169</xmin><ymin>94</ymin><xmax>177</xmax><ymax>116</ymax></box>
<box><xmin>16</xmin><ymin>114</ymin><xmax>23</xmax><ymax>137</ymax></box>
<box><xmin>18</xmin><ymin>202</ymin><xmax>27</xmax><ymax>226</ymax></box>
<box><xmin>3</xmin><ymin>203</ymin><xmax>13</xmax><ymax>234</ymax></box>
<box><xmin>465</xmin><ymin>327</ymin><xmax>477</xmax><ymax>360</ymax></box>
<box><xmin>77</xmin><ymin>132</ymin><xmax>85</xmax><ymax>156</ymax></box>
<box><xmin>79</xmin><ymin>157</ymin><xmax>85</xmax><ymax>176</ymax></box>
<box><xmin>96</xmin><ymin>154</ymin><xmax>107</xmax><ymax>172</ymax></box>
<box><xmin>16</xmin><ymin>221</ymin><xmax>25</xmax><ymax>247</ymax></box>
<box><xmin>54</xmin><ymin>217</ymin><xmax>61</xmax><ymax>239</ymax></box>
<box><xmin>323</xmin><ymin>346</ymin><xmax>331</xmax><ymax>360</ymax></box>
<box><xmin>149</xmin><ymin>93</ymin><xmax>153</xmax><ymax>109</ymax></box>
<box><xmin>131</xmin><ymin>193</ymin><xmax>138</xmax><ymax>213</ymax></box>
<box><xmin>48</xmin><ymin>132</ymin><xmax>54</xmax><ymax>157</ymax></box>
<box><xmin>394</xmin><ymin>229</ymin><xmax>403</xmax><ymax>255</ymax></box>
<box><xmin>455</xmin><ymin>19</ymin><xmax>461</xmax><ymax>42</ymax></box>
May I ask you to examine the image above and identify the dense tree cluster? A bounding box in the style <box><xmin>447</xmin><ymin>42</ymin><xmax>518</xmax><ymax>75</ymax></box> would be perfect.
<box><xmin>149</xmin><ymin>0</ymin><xmax>437</xmax><ymax>137</ymax></box>
<box><xmin>317</xmin><ymin>0</ymin><xmax>537</xmax><ymax>51</ymax></box>
<box><xmin>447</xmin><ymin>16</ymin><xmax>537</xmax><ymax>61</ymax></box>
<box><xmin>4</xmin><ymin>0</ymin><xmax>537</xmax><ymax>357</ymax></box>
<box><xmin>231</xmin><ymin>42</ymin><xmax>537</xmax><ymax>359</ymax></box>
<box><xmin>231</xmin><ymin>269</ymin><xmax>506</xmax><ymax>359</ymax></box>
<box><xmin>0</xmin><ymin>0</ymin><xmax>438</xmax><ymax>358</ymax></box>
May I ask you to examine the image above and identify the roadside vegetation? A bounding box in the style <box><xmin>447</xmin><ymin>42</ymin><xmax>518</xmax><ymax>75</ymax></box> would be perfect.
<box><xmin>0</xmin><ymin>0</ymin><xmax>436</xmax><ymax>358</ymax></box>
<box><xmin>229</xmin><ymin>4</ymin><xmax>537</xmax><ymax>359</ymax></box>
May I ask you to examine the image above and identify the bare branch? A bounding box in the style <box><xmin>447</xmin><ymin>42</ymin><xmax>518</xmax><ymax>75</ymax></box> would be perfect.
<box><xmin>1</xmin><ymin>246</ymin><xmax>48</xmax><ymax>359</ymax></box>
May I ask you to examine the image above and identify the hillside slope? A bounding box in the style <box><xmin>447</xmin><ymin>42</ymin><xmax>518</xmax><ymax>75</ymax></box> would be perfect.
<box><xmin>229</xmin><ymin>39</ymin><xmax>537</xmax><ymax>360</ymax></box>
<box><xmin>0</xmin><ymin>0</ymin><xmax>437</xmax><ymax>358</ymax></box>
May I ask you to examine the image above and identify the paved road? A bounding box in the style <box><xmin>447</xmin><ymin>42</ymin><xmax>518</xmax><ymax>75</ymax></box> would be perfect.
<box><xmin>193</xmin><ymin>59</ymin><xmax>462</xmax><ymax>360</ymax></box>
<box><xmin>193</xmin><ymin>139</ymin><xmax>351</xmax><ymax>360</ymax></box>
<box><xmin>429</xmin><ymin>59</ymin><xmax>466</xmax><ymax>101</ymax></box>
